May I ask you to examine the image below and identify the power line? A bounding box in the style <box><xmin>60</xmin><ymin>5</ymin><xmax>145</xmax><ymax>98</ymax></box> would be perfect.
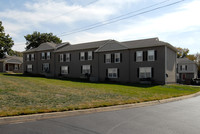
<box><xmin>58</xmin><ymin>0</ymin><xmax>185</xmax><ymax>37</ymax></box>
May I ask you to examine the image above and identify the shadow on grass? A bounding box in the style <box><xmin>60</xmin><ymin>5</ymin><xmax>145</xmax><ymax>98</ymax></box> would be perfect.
<box><xmin>3</xmin><ymin>73</ymin><xmax>157</xmax><ymax>88</ymax></box>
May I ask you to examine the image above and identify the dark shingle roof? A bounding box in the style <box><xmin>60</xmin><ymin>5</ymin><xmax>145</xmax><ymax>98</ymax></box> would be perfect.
<box><xmin>55</xmin><ymin>40</ymin><xmax>110</xmax><ymax>52</ymax></box>
<box><xmin>0</xmin><ymin>56</ymin><xmax>23</xmax><ymax>64</ymax></box>
<box><xmin>177</xmin><ymin>58</ymin><xmax>196</xmax><ymax>64</ymax></box>
<box><xmin>23</xmin><ymin>42</ymin><xmax>70</xmax><ymax>53</ymax></box>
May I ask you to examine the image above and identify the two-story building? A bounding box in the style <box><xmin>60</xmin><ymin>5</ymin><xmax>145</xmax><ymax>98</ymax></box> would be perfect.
<box><xmin>177</xmin><ymin>58</ymin><xmax>198</xmax><ymax>84</ymax></box>
<box><xmin>23</xmin><ymin>38</ymin><xmax>177</xmax><ymax>84</ymax></box>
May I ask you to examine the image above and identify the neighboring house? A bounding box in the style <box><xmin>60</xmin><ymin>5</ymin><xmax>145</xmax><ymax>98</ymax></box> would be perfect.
<box><xmin>23</xmin><ymin>38</ymin><xmax>177</xmax><ymax>84</ymax></box>
<box><xmin>177</xmin><ymin>58</ymin><xmax>198</xmax><ymax>84</ymax></box>
<box><xmin>23</xmin><ymin>42</ymin><xmax>70</xmax><ymax>77</ymax></box>
<box><xmin>0</xmin><ymin>55</ymin><xmax>23</xmax><ymax>73</ymax></box>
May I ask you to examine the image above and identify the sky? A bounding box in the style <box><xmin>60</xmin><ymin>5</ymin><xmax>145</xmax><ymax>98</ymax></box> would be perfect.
<box><xmin>0</xmin><ymin>0</ymin><xmax>200</xmax><ymax>54</ymax></box>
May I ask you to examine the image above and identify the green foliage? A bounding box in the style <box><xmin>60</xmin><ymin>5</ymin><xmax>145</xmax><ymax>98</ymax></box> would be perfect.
<box><xmin>8</xmin><ymin>50</ymin><xmax>23</xmax><ymax>57</ymax></box>
<box><xmin>24</xmin><ymin>31</ymin><xmax>62</xmax><ymax>50</ymax></box>
<box><xmin>176</xmin><ymin>47</ymin><xmax>189</xmax><ymax>58</ymax></box>
<box><xmin>0</xmin><ymin>21</ymin><xmax>14</xmax><ymax>58</ymax></box>
<box><xmin>0</xmin><ymin>73</ymin><xmax>200</xmax><ymax>117</ymax></box>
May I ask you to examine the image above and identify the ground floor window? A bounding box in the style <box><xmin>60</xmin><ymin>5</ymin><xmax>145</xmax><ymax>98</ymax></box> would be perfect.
<box><xmin>139</xmin><ymin>67</ymin><xmax>152</xmax><ymax>78</ymax></box>
<box><xmin>61</xmin><ymin>66</ymin><xmax>68</xmax><ymax>74</ymax></box>
<box><xmin>108</xmin><ymin>68</ymin><xmax>118</xmax><ymax>78</ymax></box>
<box><xmin>14</xmin><ymin>64</ymin><xmax>19</xmax><ymax>70</ymax></box>
<box><xmin>82</xmin><ymin>65</ymin><xmax>91</xmax><ymax>74</ymax></box>
<box><xmin>42</xmin><ymin>63</ymin><xmax>50</xmax><ymax>73</ymax></box>
<box><xmin>27</xmin><ymin>64</ymin><xmax>32</xmax><ymax>72</ymax></box>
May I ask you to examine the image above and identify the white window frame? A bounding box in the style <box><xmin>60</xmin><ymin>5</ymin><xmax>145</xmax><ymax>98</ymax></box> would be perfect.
<box><xmin>136</xmin><ymin>51</ymin><xmax>143</xmax><ymax>62</ymax></box>
<box><xmin>148</xmin><ymin>50</ymin><xmax>155</xmax><ymax>61</ymax></box>
<box><xmin>108</xmin><ymin>68</ymin><xmax>118</xmax><ymax>78</ymax></box>
<box><xmin>80</xmin><ymin>52</ymin><xmax>85</xmax><ymax>61</ymax></box>
<box><xmin>47</xmin><ymin>52</ymin><xmax>51</xmax><ymax>60</ymax></box>
<box><xmin>139</xmin><ymin>67</ymin><xmax>152</xmax><ymax>78</ymax></box>
<box><xmin>66</xmin><ymin>53</ymin><xmax>70</xmax><ymax>62</ymax></box>
<box><xmin>27</xmin><ymin>64</ymin><xmax>32</xmax><ymax>72</ymax></box>
<box><xmin>27</xmin><ymin>54</ymin><xmax>29</xmax><ymax>61</ymax></box>
<box><xmin>60</xmin><ymin>54</ymin><xmax>64</xmax><ymax>62</ymax></box>
<box><xmin>82</xmin><ymin>65</ymin><xmax>91</xmax><ymax>74</ymax></box>
<box><xmin>182</xmin><ymin>65</ymin><xmax>186</xmax><ymax>71</ymax></box>
<box><xmin>61</xmin><ymin>66</ymin><xmax>68</xmax><ymax>74</ymax></box>
<box><xmin>42</xmin><ymin>63</ymin><xmax>50</xmax><ymax>73</ymax></box>
<box><xmin>41</xmin><ymin>52</ymin><xmax>45</xmax><ymax>60</ymax></box>
<box><xmin>14</xmin><ymin>64</ymin><xmax>18</xmax><ymax>70</ymax></box>
<box><xmin>115</xmin><ymin>53</ymin><xmax>120</xmax><ymax>63</ymax></box>
<box><xmin>106</xmin><ymin>54</ymin><xmax>111</xmax><ymax>63</ymax></box>
<box><xmin>31</xmin><ymin>54</ymin><xmax>34</xmax><ymax>61</ymax></box>
<box><xmin>88</xmin><ymin>51</ymin><xmax>93</xmax><ymax>60</ymax></box>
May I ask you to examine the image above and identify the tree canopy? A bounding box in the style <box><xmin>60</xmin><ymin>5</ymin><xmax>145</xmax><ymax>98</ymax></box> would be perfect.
<box><xmin>24</xmin><ymin>31</ymin><xmax>62</xmax><ymax>50</ymax></box>
<box><xmin>0</xmin><ymin>21</ymin><xmax>14</xmax><ymax>58</ymax></box>
<box><xmin>176</xmin><ymin>47</ymin><xmax>189</xmax><ymax>58</ymax></box>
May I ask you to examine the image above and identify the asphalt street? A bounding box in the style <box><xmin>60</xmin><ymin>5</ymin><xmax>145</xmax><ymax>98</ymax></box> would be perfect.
<box><xmin>1</xmin><ymin>95</ymin><xmax>200</xmax><ymax>134</ymax></box>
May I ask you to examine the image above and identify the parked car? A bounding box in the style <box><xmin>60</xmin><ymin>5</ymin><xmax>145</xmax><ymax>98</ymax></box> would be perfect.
<box><xmin>191</xmin><ymin>78</ymin><xmax>200</xmax><ymax>85</ymax></box>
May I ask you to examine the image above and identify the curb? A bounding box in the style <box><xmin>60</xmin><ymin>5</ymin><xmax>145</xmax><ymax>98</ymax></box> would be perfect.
<box><xmin>1</xmin><ymin>91</ymin><xmax>200</xmax><ymax>125</ymax></box>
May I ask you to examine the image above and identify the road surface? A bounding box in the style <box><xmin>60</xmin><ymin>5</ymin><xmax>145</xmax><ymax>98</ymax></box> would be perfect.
<box><xmin>1</xmin><ymin>95</ymin><xmax>200</xmax><ymax>134</ymax></box>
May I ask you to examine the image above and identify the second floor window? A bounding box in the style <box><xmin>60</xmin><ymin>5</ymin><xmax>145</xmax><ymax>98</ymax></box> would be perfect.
<box><xmin>180</xmin><ymin>65</ymin><xmax>187</xmax><ymax>71</ymax></box>
<box><xmin>105</xmin><ymin>54</ymin><xmax>111</xmax><ymax>63</ymax></box>
<box><xmin>60</xmin><ymin>54</ymin><xmax>63</xmax><ymax>62</ymax></box>
<box><xmin>41</xmin><ymin>52</ymin><xmax>45</xmax><ymax>60</ymax></box>
<box><xmin>115</xmin><ymin>53</ymin><xmax>120</xmax><ymax>63</ymax></box>
<box><xmin>66</xmin><ymin>53</ymin><xmax>70</xmax><ymax>62</ymax></box>
<box><xmin>47</xmin><ymin>52</ymin><xmax>51</xmax><ymax>60</ymax></box>
<box><xmin>27</xmin><ymin>54</ymin><xmax>30</xmax><ymax>61</ymax></box>
<box><xmin>136</xmin><ymin>51</ymin><xmax>143</xmax><ymax>62</ymax></box>
<box><xmin>27</xmin><ymin>64</ymin><xmax>32</xmax><ymax>72</ymax></box>
<box><xmin>31</xmin><ymin>54</ymin><xmax>34</xmax><ymax>61</ymax></box>
<box><xmin>148</xmin><ymin>50</ymin><xmax>155</xmax><ymax>61</ymax></box>
<box><xmin>88</xmin><ymin>51</ymin><xmax>93</xmax><ymax>60</ymax></box>
<box><xmin>80</xmin><ymin>52</ymin><xmax>85</xmax><ymax>61</ymax></box>
<box><xmin>82</xmin><ymin>65</ymin><xmax>91</xmax><ymax>74</ymax></box>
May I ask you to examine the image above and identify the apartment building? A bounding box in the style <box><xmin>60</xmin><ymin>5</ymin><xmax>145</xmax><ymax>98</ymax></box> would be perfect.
<box><xmin>23</xmin><ymin>38</ymin><xmax>177</xmax><ymax>84</ymax></box>
<box><xmin>177</xmin><ymin>58</ymin><xmax>198</xmax><ymax>84</ymax></box>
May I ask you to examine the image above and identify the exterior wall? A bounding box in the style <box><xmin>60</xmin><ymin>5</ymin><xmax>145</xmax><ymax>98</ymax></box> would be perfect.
<box><xmin>55</xmin><ymin>49</ymin><xmax>99</xmax><ymax>80</ymax></box>
<box><xmin>23</xmin><ymin>52</ymin><xmax>38</xmax><ymax>74</ymax></box>
<box><xmin>0</xmin><ymin>62</ymin><xmax>3</xmax><ymax>72</ymax></box>
<box><xmin>166</xmin><ymin>47</ymin><xmax>177</xmax><ymax>84</ymax></box>
<box><xmin>98</xmin><ymin>50</ymin><xmax>130</xmax><ymax>83</ymax></box>
<box><xmin>130</xmin><ymin>46</ymin><xmax>166</xmax><ymax>84</ymax></box>
<box><xmin>177</xmin><ymin>63</ymin><xmax>198</xmax><ymax>78</ymax></box>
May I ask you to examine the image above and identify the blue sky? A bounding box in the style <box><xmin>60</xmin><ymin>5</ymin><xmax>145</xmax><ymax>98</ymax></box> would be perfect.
<box><xmin>0</xmin><ymin>0</ymin><xmax>200</xmax><ymax>54</ymax></box>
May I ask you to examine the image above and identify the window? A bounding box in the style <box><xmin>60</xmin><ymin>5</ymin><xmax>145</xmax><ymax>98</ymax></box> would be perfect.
<box><xmin>82</xmin><ymin>65</ymin><xmax>91</xmax><ymax>74</ymax></box>
<box><xmin>108</xmin><ymin>68</ymin><xmax>118</xmax><ymax>78</ymax></box>
<box><xmin>14</xmin><ymin>65</ymin><xmax>18</xmax><ymax>70</ymax></box>
<box><xmin>80</xmin><ymin>52</ymin><xmax>85</xmax><ymax>61</ymax></box>
<box><xmin>27</xmin><ymin>64</ymin><xmax>32</xmax><ymax>72</ymax></box>
<box><xmin>41</xmin><ymin>52</ymin><xmax>45</xmax><ymax>60</ymax></box>
<box><xmin>88</xmin><ymin>51</ymin><xmax>93</xmax><ymax>60</ymax></box>
<box><xmin>148</xmin><ymin>50</ymin><xmax>155</xmax><ymax>61</ymax></box>
<box><xmin>27</xmin><ymin>54</ymin><xmax>29</xmax><ymax>61</ymax></box>
<box><xmin>105</xmin><ymin>54</ymin><xmax>111</xmax><ymax>63</ymax></box>
<box><xmin>61</xmin><ymin>66</ymin><xmax>68</xmax><ymax>74</ymax></box>
<box><xmin>139</xmin><ymin>67</ymin><xmax>152</xmax><ymax>78</ymax></box>
<box><xmin>136</xmin><ymin>51</ymin><xmax>143</xmax><ymax>62</ymax></box>
<box><xmin>42</xmin><ymin>63</ymin><xmax>50</xmax><ymax>73</ymax></box>
<box><xmin>47</xmin><ymin>52</ymin><xmax>51</xmax><ymax>60</ymax></box>
<box><xmin>60</xmin><ymin>54</ymin><xmax>63</xmax><ymax>62</ymax></box>
<box><xmin>31</xmin><ymin>54</ymin><xmax>34</xmax><ymax>61</ymax></box>
<box><xmin>115</xmin><ymin>53</ymin><xmax>120</xmax><ymax>63</ymax></box>
<box><xmin>66</xmin><ymin>53</ymin><xmax>70</xmax><ymax>62</ymax></box>
<box><xmin>181</xmin><ymin>65</ymin><xmax>187</xmax><ymax>71</ymax></box>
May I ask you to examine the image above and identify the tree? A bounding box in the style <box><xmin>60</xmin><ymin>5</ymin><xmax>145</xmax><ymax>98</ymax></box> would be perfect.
<box><xmin>9</xmin><ymin>50</ymin><xmax>23</xmax><ymax>57</ymax></box>
<box><xmin>176</xmin><ymin>47</ymin><xmax>189</xmax><ymax>58</ymax></box>
<box><xmin>0</xmin><ymin>21</ymin><xmax>14</xmax><ymax>58</ymax></box>
<box><xmin>24</xmin><ymin>31</ymin><xmax>62</xmax><ymax>50</ymax></box>
<box><xmin>187</xmin><ymin>54</ymin><xmax>196</xmax><ymax>61</ymax></box>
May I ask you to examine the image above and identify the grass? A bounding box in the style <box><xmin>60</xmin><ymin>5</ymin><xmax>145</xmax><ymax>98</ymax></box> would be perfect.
<box><xmin>0</xmin><ymin>73</ymin><xmax>200</xmax><ymax>117</ymax></box>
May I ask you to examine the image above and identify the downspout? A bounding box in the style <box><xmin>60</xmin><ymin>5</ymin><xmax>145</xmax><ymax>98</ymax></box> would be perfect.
<box><xmin>165</xmin><ymin>46</ymin><xmax>167</xmax><ymax>84</ymax></box>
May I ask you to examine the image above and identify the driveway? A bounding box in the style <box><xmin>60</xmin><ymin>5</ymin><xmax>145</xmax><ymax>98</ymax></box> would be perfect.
<box><xmin>1</xmin><ymin>95</ymin><xmax>200</xmax><ymax>134</ymax></box>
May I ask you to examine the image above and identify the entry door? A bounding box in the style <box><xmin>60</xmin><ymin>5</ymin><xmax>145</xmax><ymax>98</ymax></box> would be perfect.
<box><xmin>182</xmin><ymin>74</ymin><xmax>186</xmax><ymax>80</ymax></box>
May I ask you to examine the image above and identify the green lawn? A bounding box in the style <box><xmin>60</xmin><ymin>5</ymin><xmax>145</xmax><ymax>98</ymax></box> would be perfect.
<box><xmin>0</xmin><ymin>73</ymin><xmax>200</xmax><ymax>117</ymax></box>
